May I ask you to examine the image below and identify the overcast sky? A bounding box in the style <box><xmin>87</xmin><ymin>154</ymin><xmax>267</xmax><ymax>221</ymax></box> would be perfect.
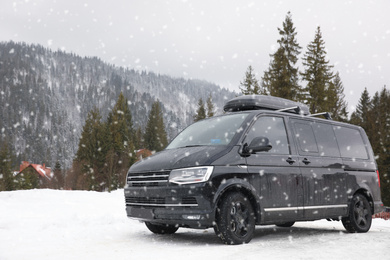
<box><xmin>1</xmin><ymin>0</ymin><xmax>389</xmax><ymax>112</ymax></box>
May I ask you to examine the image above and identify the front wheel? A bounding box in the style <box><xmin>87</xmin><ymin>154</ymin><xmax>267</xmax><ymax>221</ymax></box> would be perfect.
<box><xmin>214</xmin><ymin>192</ymin><xmax>255</xmax><ymax>245</ymax></box>
<box><xmin>145</xmin><ymin>222</ymin><xmax>179</xmax><ymax>234</ymax></box>
<box><xmin>342</xmin><ymin>194</ymin><xmax>372</xmax><ymax>233</ymax></box>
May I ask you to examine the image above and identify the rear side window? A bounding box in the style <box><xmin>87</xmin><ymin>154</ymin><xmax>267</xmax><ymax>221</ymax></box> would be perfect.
<box><xmin>333</xmin><ymin>126</ymin><xmax>368</xmax><ymax>159</ymax></box>
<box><xmin>313</xmin><ymin>122</ymin><xmax>341</xmax><ymax>157</ymax></box>
<box><xmin>293</xmin><ymin>122</ymin><xmax>318</xmax><ymax>155</ymax></box>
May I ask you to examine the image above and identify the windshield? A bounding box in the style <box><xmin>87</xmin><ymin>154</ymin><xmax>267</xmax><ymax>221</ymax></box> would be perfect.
<box><xmin>166</xmin><ymin>113</ymin><xmax>249</xmax><ymax>149</ymax></box>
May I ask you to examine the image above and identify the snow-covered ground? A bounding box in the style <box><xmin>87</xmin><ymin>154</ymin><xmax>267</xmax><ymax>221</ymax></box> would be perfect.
<box><xmin>0</xmin><ymin>189</ymin><xmax>389</xmax><ymax>260</ymax></box>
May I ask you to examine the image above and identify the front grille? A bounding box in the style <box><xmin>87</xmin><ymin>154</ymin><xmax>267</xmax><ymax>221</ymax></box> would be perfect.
<box><xmin>127</xmin><ymin>171</ymin><xmax>170</xmax><ymax>187</ymax></box>
<box><xmin>125</xmin><ymin>196</ymin><xmax>198</xmax><ymax>208</ymax></box>
<box><xmin>126</xmin><ymin>196</ymin><xmax>165</xmax><ymax>205</ymax></box>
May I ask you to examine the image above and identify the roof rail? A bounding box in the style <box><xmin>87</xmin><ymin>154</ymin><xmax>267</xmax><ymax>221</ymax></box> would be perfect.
<box><xmin>308</xmin><ymin>112</ymin><xmax>332</xmax><ymax>120</ymax></box>
<box><xmin>276</xmin><ymin>106</ymin><xmax>302</xmax><ymax>115</ymax></box>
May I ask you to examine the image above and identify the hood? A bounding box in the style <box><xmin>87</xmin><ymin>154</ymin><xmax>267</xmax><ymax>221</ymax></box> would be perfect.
<box><xmin>129</xmin><ymin>146</ymin><xmax>229</xmax><ymax>172</ymax></box>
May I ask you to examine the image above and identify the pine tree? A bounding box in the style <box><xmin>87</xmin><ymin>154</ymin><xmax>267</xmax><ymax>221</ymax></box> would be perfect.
<box><xmin>327</xmin><ymin>72</ymin><xmax>348</xmax><ymax>121</ymax></box>
<box><xmin>106</xmin><ymin>92</ymin><xmax>135</xmax><ymax>190</ymax></box>
<box><xmin>301</xmin><ymin>26</ymin><xmax>334</xmax><ymax>113</ymax></box>
<box><xmin>134</xmin><ymin>126</ymin><xmax>144</xmax><ymax>150</ymax></box>
<box><xmin>350</xmin><ymin>87</ymin><xmax>390</xmax><ymax>206</ymax></box>
<box><xmin>51</xmin><ymin>161</ymin><xmax>64</xmax><ymax>189</ymax></box>
<box><xmin>107</xmin><ymin>92</ymin><xmax>135</xmax><ymax>157</ymax></box>
<box><xmin>261</xmin><ymin>12</ymin><xmax>302</xmax><ymax>101</ymax></box>
<box><xmin>194</xmin><ymin>98</ymin><xmax>206</xmax><ymax>122</ymax></box>
<box><xmin>239</xmin><ymin>66</ymin><xmax>262</xmax><ymax>95</ymax></box>
<box><xmin>144</xmin><ymin>101</ymin><xmax>168</xmax><ymax>152</ymax></box>
<box><xmin>349</xmin><ymin>88</ymin><xmax>372</xmax><ymax>128</ymax></box>
<box><xmin>75</xmin><ymin>107</ymin><xmax>109</xmax><ymax>191</ymax></box>
<box><xmin>206</xmin><ymin>94</ymin><xmax>215</xmax><ymax>118</ymax></box>
<box><xmin>371</xmin><ymin>88</ymin><xmax>390</xmax><ymax>206</ymax></box>
<box><xmin>0</xmin><ymin>142</ymin><xmax>14</xmax><ymax>191</ymax></box>
<box><xmin>16</xmin><ymin>167</ymin><xmax>40</xmax><ymax>190</ymax></box>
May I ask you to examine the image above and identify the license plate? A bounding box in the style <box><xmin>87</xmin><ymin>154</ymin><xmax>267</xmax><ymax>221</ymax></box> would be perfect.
<box><xmin>130</xmin><ymin>208</ymin><xmax>154</xmax><ymax>219</ymax></box>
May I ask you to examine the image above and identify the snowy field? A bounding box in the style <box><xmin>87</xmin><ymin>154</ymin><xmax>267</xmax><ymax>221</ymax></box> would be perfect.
<box><xmin>1</xmin><ymin>189</ymin><xmax>389</xmax><ymax>260</ymax></box>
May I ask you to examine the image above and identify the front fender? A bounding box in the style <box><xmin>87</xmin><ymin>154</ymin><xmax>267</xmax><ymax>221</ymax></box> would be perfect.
<box><xmin>212</xmin><ymin>178</ymin><xmax>262</xmax><ymax>223</ymax></box>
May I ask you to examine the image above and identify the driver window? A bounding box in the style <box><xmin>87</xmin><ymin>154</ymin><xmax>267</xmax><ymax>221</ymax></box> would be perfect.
<box><xmin>245</xmin><ymin>116</ymin><xmax>289</xmax><ymax>154</ymax></box>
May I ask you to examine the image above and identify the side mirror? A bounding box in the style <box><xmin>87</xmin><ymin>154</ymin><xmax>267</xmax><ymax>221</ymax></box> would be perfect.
<box><xmin>243</xmin><ymin>136</ymin><xmax>272</xmax><ymax>154</ymax></box>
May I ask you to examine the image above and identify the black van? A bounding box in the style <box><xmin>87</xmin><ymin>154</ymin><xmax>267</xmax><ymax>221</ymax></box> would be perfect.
<box><xmin>124</xmin><ymin>95</ymin><xmax>384</xmax><ymax>244</ymax></box>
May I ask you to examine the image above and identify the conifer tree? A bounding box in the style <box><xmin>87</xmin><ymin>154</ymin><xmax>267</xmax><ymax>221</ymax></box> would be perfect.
<box><xmin>134</xmin><ymin>127</ymin><xmax>144</xmax><ymax>150</ymax></box>
<box><xmin>349</xmin><ymin>88</ymin><xmax>372</xmax><ymax>128</ymax></box>
<box><xmin>107</xmin><ymin>92</ymin><xmax>134</xmax><ymax>157</ymax></box>
<box><xmin>301</xmin><ymin>26</ymin><xmax>334</xmax><ymax>113</ymax></box>
<box><xmin>370</xmin><ymin>88</ymin><xmax>390</xmax><ymax>206</ymax></box>
<box><xmin>327</xmin><ymin>72</ymin><xmax>348</xmax><ymax>121</ymax></box>
<box><xmin>350</xmin><ymin>87</ymin><xmax>390</xmax><ymax>206</ymax></box>
<box><xmin>0</xmin><ymin>142</ymin><xmax>14</xmax><ymax>191</ymax></box>
<box><xmin>239</xmin><ymin>66</ymin><xmax>262</xmax><ymax>95</ymax></box>
<box><xmin>194</xmin><ymin>98</ymin><xmax>206</xmax><ymax>122</ymax></box>
<box><xmin>106</xmin><ymin>92</ymin><xmax>135</xmax><ymax>190</ymax></box>
<box><xmin>16</xmin><ymin>167</ymin><xmax>40</xmax><ymax>190</ymax></box>
<box><xmin>206</xmin><ymin>94</ymin><xmax>215</xmax><ymax>118</ymax></box>
<box><xmin>75</xmin><ymin>107</ymin><xmax>109</xmax><ymax>191</ymax></box>
<box><xmin>261</xmin><ymin>12</ymin><xmax>302</xmax><ymax>101</ymax></box>
<box><xmin>51</xmin><ymin>161</ymin><xmax>64</xmax><ymax>189</ymax></box>
<box><xmin>144</xmin><ymin>101</ymin><xmax>168</xmax><ymax>152</ymax></box>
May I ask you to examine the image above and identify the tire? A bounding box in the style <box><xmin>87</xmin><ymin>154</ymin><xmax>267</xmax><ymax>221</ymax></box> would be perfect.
<box><xmin>145</xmin><ymin>222</ymin><xmax>179</xmax><ymax>234</ymax></box>
<box><xmin>342</xmin><ymin>194</ymin><xmax>372</xmax><ymax>233</ymax></box>
<box><xmin>276</xmin><ymin>222</ymin><xmax>295</xmax><ymax>228</ymax></box>
<box><xmin>214</xmin><ymin>192</ymin><xmax>255</xmax><ymax>245</ymax></box>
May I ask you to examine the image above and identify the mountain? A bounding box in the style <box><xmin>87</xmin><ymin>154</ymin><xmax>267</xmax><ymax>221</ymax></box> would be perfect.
<box><xmin>0</xmin><ymin>41</ymin><xmax>236</xmax><ymax>168</ymax></box>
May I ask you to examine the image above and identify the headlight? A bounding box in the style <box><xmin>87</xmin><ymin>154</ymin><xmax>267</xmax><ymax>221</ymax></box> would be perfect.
<box><xmin>169</xmin><ymin>166</ymin><xmax>214</xmax><ymax>185</ymax></box>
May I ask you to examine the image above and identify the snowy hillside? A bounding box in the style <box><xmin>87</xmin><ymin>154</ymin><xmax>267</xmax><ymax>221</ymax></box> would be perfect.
<box><xmin>0</xmin><ymin>41</ymin><xmax>236</xmax><ymax>168</ymax></box>
<box><xmin>0</xmin><ymin>189</ymin><xmax>389</xmax><ymax>260</ymax></box>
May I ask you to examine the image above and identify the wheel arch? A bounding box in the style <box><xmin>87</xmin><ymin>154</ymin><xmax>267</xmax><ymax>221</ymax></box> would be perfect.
<box><xmin>353</xmin><ymin>187</ymin><xmax>374</xmax><ymax>215</ymax></box>
<box><xmin>213</xmin><ymin>178</ymin><xmax>261</xmax><ymax>224</ymax></box>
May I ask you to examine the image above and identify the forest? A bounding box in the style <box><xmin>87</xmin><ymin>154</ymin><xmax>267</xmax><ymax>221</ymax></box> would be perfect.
<box><xmin>0</xmin><ymin>12</ymin><xmax>389</xmax><ymax>206</ymax></box>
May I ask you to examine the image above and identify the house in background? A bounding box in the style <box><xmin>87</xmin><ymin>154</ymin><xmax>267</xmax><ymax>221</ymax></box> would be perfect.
<box><xmin>16</xmin><ymin>161</ymin><xmax>52</xmax><ymax>188</ymax></box>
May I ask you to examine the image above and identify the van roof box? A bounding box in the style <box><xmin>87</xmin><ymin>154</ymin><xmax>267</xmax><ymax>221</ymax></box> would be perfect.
<box><xmin>223</xmin><ymin>95</ymin><xmax>310</xmax><ymax>115</ymax></box>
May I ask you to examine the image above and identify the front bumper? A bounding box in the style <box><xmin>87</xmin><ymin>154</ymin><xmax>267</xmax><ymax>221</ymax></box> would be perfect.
<box><xmin>124</xmin><ymin>183</ymin><xmax>216</xmax><ymax>229</ymax></box>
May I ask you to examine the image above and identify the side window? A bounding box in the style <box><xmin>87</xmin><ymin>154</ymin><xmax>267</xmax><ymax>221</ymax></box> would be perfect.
<box><xmin>333</xmin><ymin>126</ymin><xmax>368</xmax><ymax>159</ymax></box>
<box><xmin>293</xmin><ymin>121</ymin><xmax>318</xmax><ymax>155</ymax></box>
<box><xmin>245</xmin><ymin>116</ymin><xmax>289</xmax><ymax>154</ymax></box>
<box><xmin>313</xmin><ymin>122</ymin><xmax>341</xmax><ymax>157</ymax></box>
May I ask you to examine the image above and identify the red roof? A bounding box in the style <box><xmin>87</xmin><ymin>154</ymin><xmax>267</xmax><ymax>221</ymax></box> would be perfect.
<box><xmin>20</xmin><ymin>161</ymin><xmax>52</xmax><ymax>180</ymax></box>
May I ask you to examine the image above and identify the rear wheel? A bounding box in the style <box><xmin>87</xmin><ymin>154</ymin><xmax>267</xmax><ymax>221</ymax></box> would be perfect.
<box><xmin>342</xmin><ymin>194</ymin><xmax>372</xmax><ymax>233</ymax></box>
<box><xmin>214</xmin><ymin>192</ymin><xmax>255</xmax><ymax>245</ymax></box>
<box><xmin>145</xmin><ymin>222</ymin><xmax>179</xmax><ymax>234</ymax></box>
<box><xmin>276</xmin><ymin>222</ymin><xmax>295</xmax><ymax>228</ymax></box>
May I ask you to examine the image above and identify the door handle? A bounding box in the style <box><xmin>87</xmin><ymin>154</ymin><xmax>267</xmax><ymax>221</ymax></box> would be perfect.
<box><xmin>302</xmin><ymin>158</ymin><xmax>311</xmax><ymax>165</ymax></box>
<box><xmin>286</xmin><ymin>157</ymin><xmax>296</xmax><ymax>165</ymax></box>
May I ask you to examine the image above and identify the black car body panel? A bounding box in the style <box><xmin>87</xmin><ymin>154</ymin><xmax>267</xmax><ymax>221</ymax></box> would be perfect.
<box><xmin>130</xmin><ymin>146</ymin><xmax>230</xmax><ymax>172</ymax></box>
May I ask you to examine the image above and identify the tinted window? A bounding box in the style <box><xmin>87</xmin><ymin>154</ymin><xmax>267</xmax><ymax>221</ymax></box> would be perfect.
<box><xmin>293</xmin><ymin>122</ymin><xmax>318</xmax><ymax>154</ymax></box>
<box><xmin>245</xmin><ymin>116</ymin><xmax>289</xmax><ymax>154</ymax></box>
<box><xmin>333</xmin><ymin>126</ymin><xmax>368</xmax><ymax>159</ymax></box>
<box><xmin>313</xmin><ymin>122</ymin><xmax>341</xmax><ymax>157</ymax></box>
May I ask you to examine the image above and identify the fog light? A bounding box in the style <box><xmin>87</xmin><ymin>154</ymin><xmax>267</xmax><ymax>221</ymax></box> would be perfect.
<box><xmin>183</xmin><ymin>215</ymin><xmax>201</xmax><ymax>220</ymax></box>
